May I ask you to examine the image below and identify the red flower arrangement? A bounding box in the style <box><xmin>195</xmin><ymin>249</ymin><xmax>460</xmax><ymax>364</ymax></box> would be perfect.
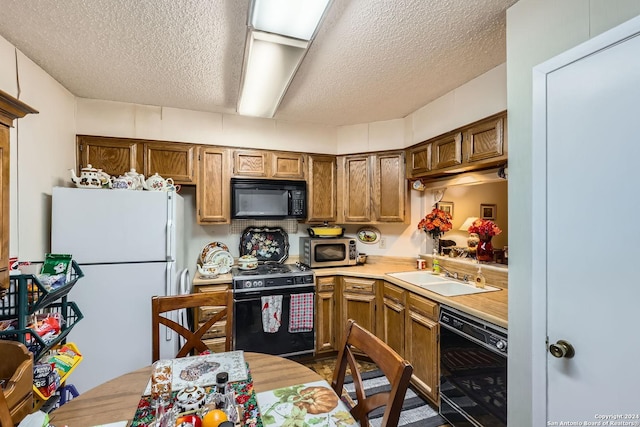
<box><xmin>467</xmin><ymin>218</ymin><xmax>502</xmax><ymax>237</ymax></box>
<box><xmin>418</xmin><ymin>208</ymin><xmax>453</xmax><ymax>239</ymax></box>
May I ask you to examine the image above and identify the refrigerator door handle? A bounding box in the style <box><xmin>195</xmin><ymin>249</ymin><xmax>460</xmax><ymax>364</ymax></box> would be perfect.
<box><xmin>166</xmin><ymin>192</ymin><xmax>174</xmax><ymax>262</ymax></box>
<box><xmin>165</xmin><ymin>262</ymin><xmax>173</xmax><ymax>341</ymax></box>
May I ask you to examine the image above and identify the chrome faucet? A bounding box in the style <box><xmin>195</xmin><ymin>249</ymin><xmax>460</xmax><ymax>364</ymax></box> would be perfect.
<box><xmin>440</xmin><ymin>266</ymin><xmax>471</xmax><ymax>283</ymax></box>
<box><xmin>439</xmin><ymin>265</ymin><xmax>458</xmax><ymax>280</ymax></box>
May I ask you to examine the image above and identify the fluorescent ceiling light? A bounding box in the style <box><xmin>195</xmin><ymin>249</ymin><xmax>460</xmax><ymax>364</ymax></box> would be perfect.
<box><xmin>237</xmin><ymin>31</ymin><xmax>308</xmax><ymax>118</ymax></box>
<box><xmin>251</xmin><ymin>0</ymin><xmax>332</xmax><ymax>41</ymax></box>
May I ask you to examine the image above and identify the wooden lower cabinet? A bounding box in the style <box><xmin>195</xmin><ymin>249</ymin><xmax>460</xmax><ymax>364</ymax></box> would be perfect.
<box><xmin>193</xmin><ymin>283</ymin><xmax>231</xmax><ymax>352</ymax></box>
<box><xmin>339</xmin><ymin>277</ymin><xmax>377</xmax><ymax>345</ymax></box>
<box><xmin>316</xmin><ymin>276</ymin><xmax>337</xmax><ymax>354</ymax></box>
<box><xmin>405</xmin><ymin>293</ymin><xmax>439</xmax><ymax>405</ymax></box>
<box><xmin>381</xmin><ymin>282</ymin><xmax>406</xmax><ymax>358</ymax></box>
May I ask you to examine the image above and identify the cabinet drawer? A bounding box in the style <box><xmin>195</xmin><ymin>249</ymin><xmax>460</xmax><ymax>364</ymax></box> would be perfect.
<box><xmin>316</xmin><ymin>276</ymin><xmax>335</xmax><ymax>292</ymax></box>
<box><xmin>343</xmin><ymin>277</ymin><xmax>376</xmax><ymax>294</ymax></box>
<box><xmin>201</xmin><ymin>320</ymin><xmax>227</xmax><ymax>339</ymax></box>
<box><xmin>204</xmin><ymin>338</ymin><xmax>227</xmax><ymax>353</ymax></box>
<box><xmin>198</xmin><ymin>305</ymin><xmax>226</xmax><ymax>322</ymax></box>
<box><xmin>383</xmin><ymin>282</ymin><xmax>405</xmax><ymax>304</ymax></box>
<box><xmin>408</xmin><ymin>294</ymin><xmax>438</xmax><ymax>321</ymax></box>
<box><xmin>195</xmin><ymin>284</ymin><xmax>230</xmax><ymax>293</ymax></box>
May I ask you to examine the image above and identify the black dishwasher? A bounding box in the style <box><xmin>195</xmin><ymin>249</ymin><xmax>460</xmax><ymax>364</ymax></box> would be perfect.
<box><xmin>439</xmin><ymin>305</ymin><xmax>508</xmax><ymax>427</ymax></box>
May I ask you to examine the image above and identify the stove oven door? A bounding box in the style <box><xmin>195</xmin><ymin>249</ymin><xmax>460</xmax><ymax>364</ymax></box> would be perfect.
<box><xmin>233</xmin><ymin>286</ymin><xmax>315</xmax><ymax>358</ymax></box>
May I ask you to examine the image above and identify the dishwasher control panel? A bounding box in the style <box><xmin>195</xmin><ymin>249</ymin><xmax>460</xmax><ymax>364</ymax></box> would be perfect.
<box><xmin>440</xmin><ymin>306</ymin><xmax>508</xmax><ymax>355</ymax></box>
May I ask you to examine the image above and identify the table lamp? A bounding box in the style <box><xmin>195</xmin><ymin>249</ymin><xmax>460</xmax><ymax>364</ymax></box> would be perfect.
<box><xmin>460</xmin><ymin>217</ymin><xmax>480</xmax><ymax>254</ymax></box>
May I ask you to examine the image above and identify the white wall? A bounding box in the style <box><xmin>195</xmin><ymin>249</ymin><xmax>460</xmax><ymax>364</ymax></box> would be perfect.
<box><xmin>75</xmin><ymin>98</ymin><xmax>338</xmax><ymax>154</ymax></box>
<box><xmin>0</xmin><ymin>36</ymin><xmax>76</xmax><ymax>262</ymax></box>
<box><xmin>506</xmin><ymin>1</ymin><xmax>640</xmax><ymax>425</ymax></box>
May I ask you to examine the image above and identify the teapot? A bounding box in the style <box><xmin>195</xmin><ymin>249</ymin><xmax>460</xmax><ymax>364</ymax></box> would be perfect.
<box><xmin>122</xmin><ymin>169</ymin><xmax>146</xmax><ymax>190</ymax></box>
<box><xmin>110</xmin><ymin>175</ymin><xmax>132</xmax><ymax>190</ymax></box>
<box><xmin>197</xmin><ymin>263</ymin><xmax>219</xmax><ymax>278</ymax></box>
<box><xmin>70</xmin><ymin>164</ymin><xmax>111</xmax><ymax>189</ymax></box>
<box><xmin>143</xmin><ymin>173</ymin><xmax>174</xmax><ymax>192</ymax></box>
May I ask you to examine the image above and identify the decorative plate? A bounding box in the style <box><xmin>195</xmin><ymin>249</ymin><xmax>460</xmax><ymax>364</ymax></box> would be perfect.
<box><xmin>209</xmin><ymin>250</ymin><xmax>234</xmax><ymax>274</ymax></box>
<box><xmin>357</xmin><ymin>226</ymin><xmax>381</xmax><ymax>244</ymax></box>
<box><xmin>200</xmin><ymin>241</ymin><xmax>230</xmax><ymax>264</ymax></box>
<box><xmin>239</xmin><ymin>226</ymin><xmax>289</xmax><ymax>263</ymax></box>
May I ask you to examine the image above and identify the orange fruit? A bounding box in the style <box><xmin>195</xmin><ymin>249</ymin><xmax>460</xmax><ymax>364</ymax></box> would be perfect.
<box><xmin>201</xmin><ymin>409</ymin><xmax>228</xmax><ymax>427</ymax></box>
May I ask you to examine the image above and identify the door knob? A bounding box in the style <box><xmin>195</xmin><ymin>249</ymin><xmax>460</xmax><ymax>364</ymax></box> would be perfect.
<box><xmin>549</xmin><ymin>340</ymin><xmax>575</xmax><ymax>358</ymax></box>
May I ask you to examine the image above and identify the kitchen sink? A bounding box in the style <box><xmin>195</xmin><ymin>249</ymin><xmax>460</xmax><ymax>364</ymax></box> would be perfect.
<box><xmin>386</xmin><ymin>271</ymin><xmax>501</xmax><ymax>297</ymax></box>
<box><xmin>386</xmin><ymin>271</ymin><xmax>452</xmax><ymax>285</ymax></box>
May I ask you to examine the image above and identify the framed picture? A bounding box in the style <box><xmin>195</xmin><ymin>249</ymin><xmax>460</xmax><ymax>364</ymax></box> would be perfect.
<box><xmin>480</xmin><ymin>204</ymin><xmax>496</xmax><ymax>220</ymax></box>
<box><xmin>437</xmin><ymin>201</ymin><xmax>454</xmax><ymax>218</ymax></box>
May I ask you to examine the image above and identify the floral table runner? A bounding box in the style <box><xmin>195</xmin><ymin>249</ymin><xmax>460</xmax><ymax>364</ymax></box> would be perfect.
<box><xmin>256</xmin><ymin>380</ymin><xmax>357</xmax><ymax>427</ymax></box>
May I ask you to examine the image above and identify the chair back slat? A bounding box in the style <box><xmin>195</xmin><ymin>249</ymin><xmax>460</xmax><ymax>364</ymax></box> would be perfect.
<box><xmin>151</xmin><ymin>290</ymin><xmax>233</xmax><ymax>363</ymax></box>
<box><xmin>331</xmin><ymin>319</ymin><xmax>413</xmax><ymax>427</ymax></box>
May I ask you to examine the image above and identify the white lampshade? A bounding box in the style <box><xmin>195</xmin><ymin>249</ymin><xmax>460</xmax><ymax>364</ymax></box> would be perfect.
<box><xmin>459</xmin><ymin>217</ymin><xmax>479</xmax><ymax>232</ymax></box>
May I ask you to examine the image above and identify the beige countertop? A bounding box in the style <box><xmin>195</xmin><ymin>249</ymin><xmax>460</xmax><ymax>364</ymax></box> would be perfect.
<box><xmin>192</xmin><ymin>256</ymin><xmax>508</xmax><ymax>329</ymax></box>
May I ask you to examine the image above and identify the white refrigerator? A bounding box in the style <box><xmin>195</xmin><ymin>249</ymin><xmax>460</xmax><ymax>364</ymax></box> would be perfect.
<box><xmin>51</xmin><ymin>187</ymin><xmax>188</xmax><ymax>393</ymax></box>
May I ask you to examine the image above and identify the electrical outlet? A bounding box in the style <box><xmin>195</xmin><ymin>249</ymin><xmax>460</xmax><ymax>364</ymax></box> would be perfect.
<box><xmin>379</xmin><ymin>237</ymin><xmax>387</xmax><ymax>249</ymax></box>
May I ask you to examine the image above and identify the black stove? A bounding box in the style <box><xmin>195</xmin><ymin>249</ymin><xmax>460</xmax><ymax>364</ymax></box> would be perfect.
<box><xmin>231</xmin><ymin>262</ymin><xmax>315</xmax><ymax>293</ymax></box>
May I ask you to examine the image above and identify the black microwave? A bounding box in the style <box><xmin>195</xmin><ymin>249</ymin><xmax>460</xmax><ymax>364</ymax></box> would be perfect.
<box><xmin>231</xmin><ymin>178</ymin><xmax>307</xmax><ymax>219</ymax></box>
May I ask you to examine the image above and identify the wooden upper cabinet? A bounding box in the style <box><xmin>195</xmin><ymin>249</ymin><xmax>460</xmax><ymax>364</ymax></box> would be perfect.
<box><xmin>144</xmin><ymin>142</ymin><xmax>196</xmax><ymax>185</ymax></box>
<box><xmin>233</xmin><ymin>149</ymin><xmax>306</xmax><ymax>179</ymax></box>
<box><xmin>197</xmin><ymin>147</ymin><xmax>230</xmax><ymax>224</ymax></box>
<box><xmin>339</xmin><ymin>151</ymin><xmax>408</xmax><ymax>224</ymax></box>
<box><xmin>0</xmin><ymin>90</ymin><xmax>37</xmax><ymax>291</ymax></box>
<box><xmin>465</xmin><ymin>115</ymin><xmax>506</xmax><ymax>162</ymax></box>
<box><xmin>233</xmin><ymin>150</ymin><xmax>268</xmax><ymax>177</ymax></box>
<box><xmin>77</xmin><ymin>136</ymin><xmax>196</xmax><ymax>184</ymax></box>
<box><xmin>432</xmin><ymin>132</ymin><xmax>462</xmax><ymax>170</ymax></box>
<box><xmin>405</xmin><ymin>111</ymin><xmax>508</xmax><ymax>179</ymax></box>
<box><xmin>307</xmin><ymin>155</ymin><xmax>336</xmax><ymax>223</ymax></box>
<box><xmin>77</xmin><ymin>135</ymin><xmax>143</xmax><ymax>177</ymax></box>
<box><xmin>271</xmin><ymin>151</ymin><xmax>305</xmax><ymax>179</ymax></box>
<box><xmin>340</xmin><ymin>154</ymin><xmax>372</xmax><ymax>223</ymax></box>
<box><xmin>372</xmin><ymin>151</ymin><xmax>407</xmax><ymax>222</ymax></box>
<box><xmin>407</xmin><ymin>142</ymin><xmax>431</xmax><ymax>178</ymax></box>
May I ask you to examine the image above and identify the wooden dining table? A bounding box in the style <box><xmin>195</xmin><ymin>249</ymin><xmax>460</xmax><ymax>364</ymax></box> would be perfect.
<box><xmin>50</xmin><ymin>352</ymin><xmax>323</xmax><ymax>427</ymax></box>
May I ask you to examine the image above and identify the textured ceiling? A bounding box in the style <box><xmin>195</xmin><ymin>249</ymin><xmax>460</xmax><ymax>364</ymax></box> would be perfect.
<box><xmin>0</xmin><ymin>0</ymin><xmax>517</xmax><ymax>126</ymax></box>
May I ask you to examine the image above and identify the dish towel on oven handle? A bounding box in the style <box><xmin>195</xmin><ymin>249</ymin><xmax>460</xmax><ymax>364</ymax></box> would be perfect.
<box><xmin>289</xmin><ymin>292</ymin><xmax>314</xmax><ymax>333</ymax></box>
<box><xmin>261</xmin><ymin>295</ymin><xmax>282</xmax><ymax>333</ymax></box>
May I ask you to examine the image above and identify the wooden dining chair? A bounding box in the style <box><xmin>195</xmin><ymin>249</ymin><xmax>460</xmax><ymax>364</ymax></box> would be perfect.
<box><xmin>0</xmin><ymin>389</ymin><xmax>14</xmax><ymax>427</ymax></box>
<box><xmin>0</xmin><ymin>341</ymin><xmax>33</xmax><ymax>427</ymax></box>
<box><xmin>151</xmin><ymin>290</ymin><xmax>233</xmax><ymax>363</ymax></box>
<box><xmin>331</xmin><ymin>319</ymin><xmax>413</xmax><ymax>427</ymax></box>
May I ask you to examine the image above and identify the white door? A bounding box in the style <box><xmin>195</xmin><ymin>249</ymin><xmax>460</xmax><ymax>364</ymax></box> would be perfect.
<box><xmin>532</xmin><ymin>15</ymin><xmax>640</xmax><ymax>422</ymax></box>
